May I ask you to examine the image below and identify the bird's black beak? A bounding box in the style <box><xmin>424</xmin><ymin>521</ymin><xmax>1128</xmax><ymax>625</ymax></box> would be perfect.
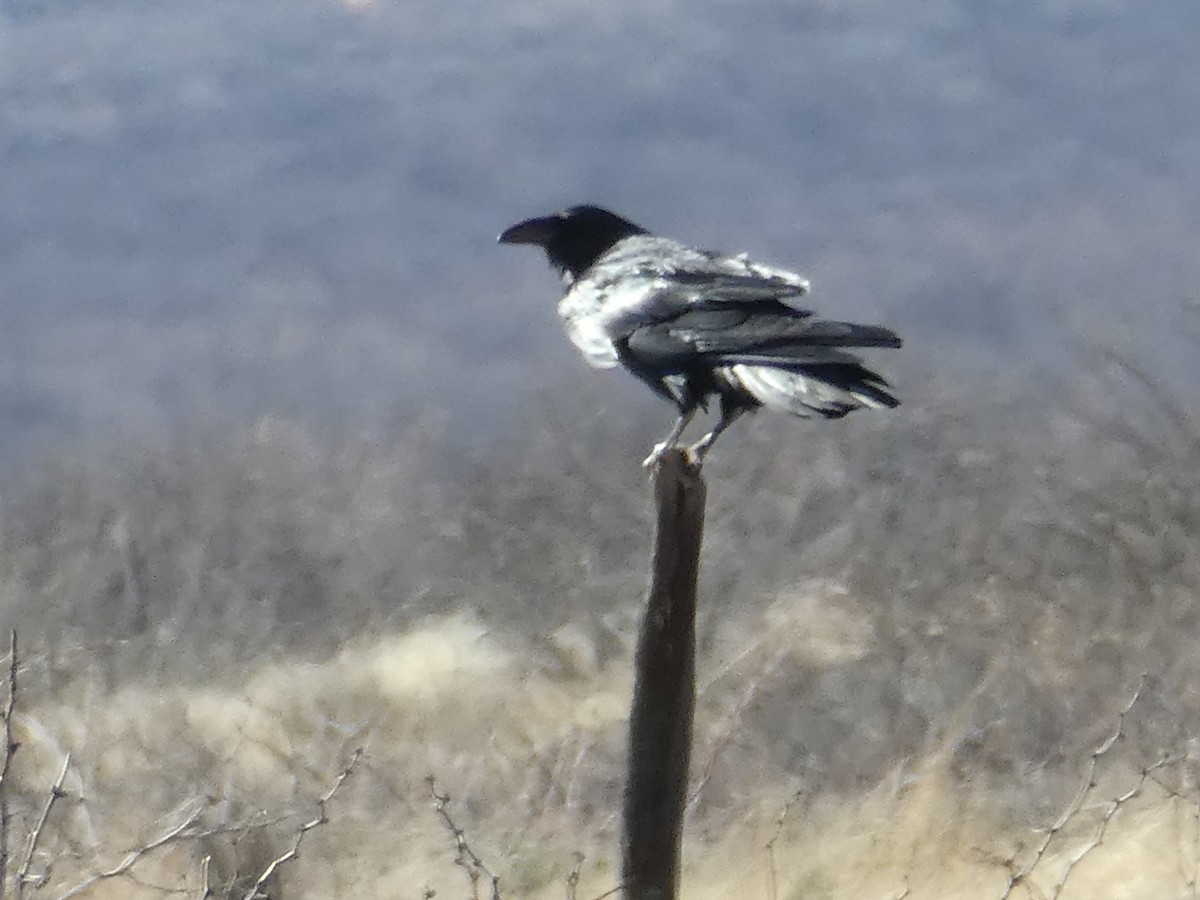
<box><xmin>498</xmin><ymin>215</ymin><xmax>557</xmax><ymax>246</ymax></box>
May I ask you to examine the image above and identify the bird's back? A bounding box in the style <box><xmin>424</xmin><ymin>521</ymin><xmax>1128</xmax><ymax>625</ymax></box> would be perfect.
<box><xmin>558</xmin><ymin>234</ymin><xmax>813</xmax><ymax>369</ymax></box>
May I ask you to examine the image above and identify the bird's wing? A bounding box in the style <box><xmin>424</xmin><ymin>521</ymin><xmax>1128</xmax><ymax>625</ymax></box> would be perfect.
<box><xmin>589</xmin><ymin>236</ymin><xmax>813</xmax><ymax>311</ymax></box>
<box><xmin>558</xmin><ymin>237</ymin><xmax>819</xmax><ymax>370</ymax></box>
<box><xmin>665</xmin><ymin>269</ymin><xmax>811</xmax><ymax>308</ymax></box>
<box><xmin>626</xmin><ymin>306</ymin><xmax>901</xmax><ymax>416</ymax></box>
<box><xmin>625</xmin><ymin>307</ymin><xmax>901</xmax><ymax>370</ymax></box>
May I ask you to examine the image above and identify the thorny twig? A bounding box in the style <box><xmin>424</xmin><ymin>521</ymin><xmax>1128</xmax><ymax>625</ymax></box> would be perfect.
<box><xmin>1000</xmin><ymin>675</ymin><xmax>1147</xmax><ymax>899</ymax></box>
<box><xmin>565</xmin><ymin>855</ymin><xmax>625</xmax><ymax>900</ymax></box>
<box><xmin>426</xmin><ymin>775</ymin><xmax>501</xmax><ymax>900</ymax></box>
<box><xmin>57</xmin><ymin>803</ymin><xmax>209</xmax><ymax>900</ymax></box>
<box><xmin>239</xmin><ymin>748</ymin><xmax>363</xmax><ymax>900</ymax></box>
<box><xmin>1048</xmin><ymin>753</ymin><xmax>1176</xmax><ymax>899</ymax></box>
<box><xmin>58</xmin><ymin>746</ymin><xmax>361</xmax><ymax>900</ymax></box>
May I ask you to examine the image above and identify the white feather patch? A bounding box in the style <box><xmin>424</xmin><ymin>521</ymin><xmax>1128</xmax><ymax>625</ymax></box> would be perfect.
<box><xmin>724</xmin><ymin>365</ymin><xmax>882</xmax><ymax>416</ymax></box>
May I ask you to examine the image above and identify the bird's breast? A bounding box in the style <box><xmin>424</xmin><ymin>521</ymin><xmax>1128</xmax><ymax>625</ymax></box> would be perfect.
<box><xmin>557</xmin><ymin>277</ymin><xmax>669</xmax><ymax>370</ymax></box>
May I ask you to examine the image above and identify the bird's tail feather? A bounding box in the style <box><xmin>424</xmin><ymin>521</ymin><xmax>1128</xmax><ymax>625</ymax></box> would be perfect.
<box><xmin>725</xmin><ymin>362</ymin><xmax>898</xmax><ymax>418</ymax></box>
<box><xmin>781</xmin><ymin>320</ymin><xmax>902</xmax><ymax>349</ymax></box>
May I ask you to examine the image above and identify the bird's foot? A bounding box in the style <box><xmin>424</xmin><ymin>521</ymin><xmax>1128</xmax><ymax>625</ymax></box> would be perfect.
<box><xmin>641</xmin><ymin>442</ymin><xmax>672</xmax><ymax>469</ymax></box>
<box><xmin>642</xmin><ymin>443</ymin><xmax>703</xmax><ymax>472</ymax></box>
<box><xmin>686</xmin><ymin>437</ymin><xmax>714</xmax><ymax>464</ymax></box>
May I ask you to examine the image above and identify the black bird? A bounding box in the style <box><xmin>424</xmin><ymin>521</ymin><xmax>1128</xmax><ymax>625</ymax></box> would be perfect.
<box><xmin>499</xmin><ymin>205</ymin><xmax>901</xmax><ymax>466</ymax></box>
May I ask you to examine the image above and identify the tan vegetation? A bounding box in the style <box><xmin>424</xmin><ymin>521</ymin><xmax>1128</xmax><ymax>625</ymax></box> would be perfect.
<box><xmin>0</xmin><ymin>346</ymin><xmax>1197</xmax><ymax>897</ymax></box>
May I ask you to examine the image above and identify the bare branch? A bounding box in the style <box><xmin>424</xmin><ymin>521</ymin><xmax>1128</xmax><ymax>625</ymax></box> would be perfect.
<box><xmin>16</xmin><ymin>753</ymin><xmax>70</xmax><ymax>896</ymax></box>
<box><xmin>1050</xmin><ymin>754</ymin><xmax>1176</xmax><ymax>899</ymax></box>
<box><xmin>688</xmin><ymin>647</ymin><xmax>788</xmax><ymax>820</ymax></box>
<box><xmin>240</xmin><ymin>748</ymin><xmax>362</xmax><ymax>900</ymax></box>
<box><xmin>197</xmin><ymin>854</ymin><xmax>212</xmax><ymax>900</ymax></box>
<box><xmin>56</xmin><ymin>802</ymin><xmax>208</xmax><ymax>900</ymax></box>
<box><xmin>765</xmin><ymin>790</ymin><xmax>804</xmax><ymax>900</ymax></box>
<box><xmin>1</xmin><ymin>630</ymin><xmax>19</xmax><ymax>900</ymax></box>
<box><xmin>427</xmin><ymin>775</ymin><xmax>501</xmax><ymax>900</ymax></box>
<box><xmin>1000</xmin><ymin>675</ymin><xmax>1146</xmax><ymax>898</ymax></box>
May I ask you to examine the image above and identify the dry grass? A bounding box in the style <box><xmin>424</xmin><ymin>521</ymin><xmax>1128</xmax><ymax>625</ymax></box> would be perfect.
<box><xmin>0</xmin><ymin>336</ymin><xmax>1197</xmax><ymax>896</ymax></box>
<box><xmin>5</xmin><ymin>608</ymin><xmax>1200</xmax><ymax>899</ymax></box>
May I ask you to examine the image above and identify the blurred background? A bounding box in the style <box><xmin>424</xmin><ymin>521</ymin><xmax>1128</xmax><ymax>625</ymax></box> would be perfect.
<box><xmin>2</xmin><ymin>0</ymin><xmax>1198</xmax><ymax>459</ymax></box>
<box><xmin>2</xmin><ymin>1</ymin><xmax>1200</xmax><ymax>896</ymax></box>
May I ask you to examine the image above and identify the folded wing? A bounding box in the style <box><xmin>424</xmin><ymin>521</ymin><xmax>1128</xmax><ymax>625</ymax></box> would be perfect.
<box><xmin>625</xmin><ymin>306</ymin><xmax>901</xmax><ymax>417</ymax></box>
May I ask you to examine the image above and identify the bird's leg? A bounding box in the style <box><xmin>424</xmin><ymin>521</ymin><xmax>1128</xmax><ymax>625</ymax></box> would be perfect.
<box><xmin>687</xmin><ymin>402</ymin><xmax>747</xmax><ymax>463</ymax></box>
<box><xmin>642</xmin><ymin>408</ymin><xmax>696</xmax><ymax>468</ymax></box>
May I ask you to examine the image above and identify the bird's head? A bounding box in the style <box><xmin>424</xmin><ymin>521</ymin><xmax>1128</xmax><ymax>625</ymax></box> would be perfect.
<box><xmin>498</xmin><ymin>205</ymin><xmax>648</xmax><ymax>282</ymax></box>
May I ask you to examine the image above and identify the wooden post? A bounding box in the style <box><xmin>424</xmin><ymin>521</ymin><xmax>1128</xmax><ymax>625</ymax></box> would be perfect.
<box><xmin>622</xmin><ymin>450</ymin><xmax>707</xmax><ymax>900</ymax></box>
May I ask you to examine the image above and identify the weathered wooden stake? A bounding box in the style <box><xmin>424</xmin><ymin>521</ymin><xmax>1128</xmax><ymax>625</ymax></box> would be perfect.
<box><xmin>622</xmin><ymin>450</ymin><xmax>707</xmax><ymax>900</ymax></box>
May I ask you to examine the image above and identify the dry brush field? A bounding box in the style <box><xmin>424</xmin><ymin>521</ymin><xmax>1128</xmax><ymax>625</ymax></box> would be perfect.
<box><xmin>0</xmin><ymin>355</ymin><xmax>1198</xmax><ymax>898</ymax></box>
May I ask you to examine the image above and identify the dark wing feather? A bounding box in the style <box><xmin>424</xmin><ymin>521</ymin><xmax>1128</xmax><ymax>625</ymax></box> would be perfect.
<box><xmin>625</xmin><ymin>307</ymin><xmax>902</xmax><ymax>369</ymax></box>
<box><xmin>666</xmin><ymin>270</ymin><xmax>811</xmax><ymax>310</ymax></box>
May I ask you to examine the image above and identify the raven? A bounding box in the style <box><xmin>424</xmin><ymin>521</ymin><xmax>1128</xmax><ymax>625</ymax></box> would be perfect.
<box><xmin>499</xmin><ymin>205</ymin><xmax>901</xmax><ymax>466</ymax></box>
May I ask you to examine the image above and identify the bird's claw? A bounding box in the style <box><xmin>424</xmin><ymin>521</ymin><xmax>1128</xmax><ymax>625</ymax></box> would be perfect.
<box><xmin>641</xmin><ymin>442</ymin><xmax>671</xmax><ymax>469</ymax></box>
<box><xmin>642</xmin><ymin>442</ymin><xmax>703</xmax><ymax>471</ymax></box>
